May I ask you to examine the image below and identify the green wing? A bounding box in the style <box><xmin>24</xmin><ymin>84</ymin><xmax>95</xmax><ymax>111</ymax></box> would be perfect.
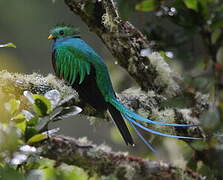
<box><xmin>54</xmin><ymin>46</ymin><xmax>91</xmax><ymax>85</ymax></box>
<box><xmin>54</xmin><ymin>45</ymin><xmax>116</xmax><ymax>100</ymax></box>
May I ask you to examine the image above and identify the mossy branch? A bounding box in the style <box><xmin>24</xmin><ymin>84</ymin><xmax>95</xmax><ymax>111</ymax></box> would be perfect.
<box><xmin>36</xmin><ymin>135</ymin><xmax>204</xmax><ymax>180</ymax></box>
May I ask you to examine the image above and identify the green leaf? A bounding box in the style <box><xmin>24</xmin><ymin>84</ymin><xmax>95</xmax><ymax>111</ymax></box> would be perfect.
<box><xmin>183</xmin><ymin>0</ymin><xmax>198</xmax><ymax>11</ymax></box>
<box><xmin>27</xmin><ymin>133</ymin><xmax>47</xmax><ymax>144</ymax></box>
<box><xmin>0</xmin><ymin>42</ymin><xmax>16</xmax><ymax>48</ymax></box>
<box><xmin>135</xmin><ymin>0</ymin><xmax>156</xmax><ymax>12</ymax></box>
<box><xmin>12</xmin><ymin>113</ymin><xmax>26</xmax><ymax>123</ymax></box>
<box><xmin>27</xmin><ymin>117</ymin><xmax>39</xmax><ymax>126</ymax></box>
<box><xmin>16</xmin><ymin>121</ymin><xmax>26</xmax><ymax>135</ymax></box>
<box><xmin>25</xmin><ymin>127</ymin><xmax>38</xmax><ymax>140</ymax></box>
<box><xmin>32</xmin><ymin>94</ymin><xmax>52</xmax><ymax>116</ymax></box>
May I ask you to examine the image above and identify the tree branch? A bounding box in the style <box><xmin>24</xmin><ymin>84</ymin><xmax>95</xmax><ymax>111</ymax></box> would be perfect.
<box><xmin>64</xmin><ymin>0</ymin><xmax>209</xmax><ymax>122</ymax></box>
<box><xmin>36</xmin><ymin>135</ymin><xmax>204</xmax><ymax>180</ymax></box>
<box><xmin>64</xmin><ymin>0</ymin><xmax>184</xmax><ymax>97</ymax></box>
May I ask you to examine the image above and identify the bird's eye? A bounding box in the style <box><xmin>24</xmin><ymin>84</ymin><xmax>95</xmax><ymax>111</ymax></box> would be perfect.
<box><xmin>59</xmin><ymin>30</ymin><xmax>64</xmax><ymax>35</ymax></box>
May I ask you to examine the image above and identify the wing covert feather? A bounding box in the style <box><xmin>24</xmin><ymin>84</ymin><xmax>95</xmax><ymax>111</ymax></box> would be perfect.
<box><xmin>54</xmin><ymin>46</ymin><xmax>91</xmax><ymax>85</ymax></box>
<box><xmin>53</xmin><ymin>44</ymin><xmax>115</xmax><ymax>99</ymax></box>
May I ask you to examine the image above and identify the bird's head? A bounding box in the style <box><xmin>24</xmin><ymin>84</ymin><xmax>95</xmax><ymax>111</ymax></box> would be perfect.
<box><xmin>48</xmin><ymin>25</ymin><xmax>80</xmax><ymax>40</ymax></box>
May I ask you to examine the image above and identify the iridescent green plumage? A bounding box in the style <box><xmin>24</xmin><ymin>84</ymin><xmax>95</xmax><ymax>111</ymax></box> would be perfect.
<box><xmin>54</xmin><ymin>47</ymin><xmax>91</xmax><ymax>84</ymax></box>
<box><xmin>49</xmin><ymin>25</ymin><xmax>201</xmax><ymax>153</ymax></box>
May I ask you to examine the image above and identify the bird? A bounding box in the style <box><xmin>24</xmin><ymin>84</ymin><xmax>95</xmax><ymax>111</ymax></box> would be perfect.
<box><xmin>48</xmin><ymin>25</ymin><xmax>200</xmax><ymax>153</ymax></box>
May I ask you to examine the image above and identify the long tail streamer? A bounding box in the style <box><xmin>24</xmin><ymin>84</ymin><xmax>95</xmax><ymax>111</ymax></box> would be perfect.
<box><xmin>110</xmin><ymin>98</ymin><xmax>202</xmax><ymax>152</ymax></box>
<box><xmin>110</xmin><ymin>98</ymin><xmax>198</xmax><ymax>127</ymax></box>
<box><xmin>123</xmin><ymin>114</ymin><xmax>158</xmax><ymax>154</ymax></box>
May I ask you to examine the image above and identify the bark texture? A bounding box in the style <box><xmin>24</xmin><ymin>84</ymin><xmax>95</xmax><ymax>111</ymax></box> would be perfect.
<box><xmin>64</xmin><ymin>0</ymin><xmax>180</xmax><ymax>97</ymax></box>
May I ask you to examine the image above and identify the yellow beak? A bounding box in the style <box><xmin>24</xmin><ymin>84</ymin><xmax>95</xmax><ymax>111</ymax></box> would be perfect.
<box><xmin>48</xmin><ymin>34</ymin><xmax>54</xmax><ymax>40</ymax></box>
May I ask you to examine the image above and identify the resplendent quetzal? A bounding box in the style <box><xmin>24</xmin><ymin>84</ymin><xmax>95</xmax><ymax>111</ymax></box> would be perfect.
<box><xmin>48</xmin><ymin>25</ymin><xmax>200</xmax><ymax>152</ymax></box>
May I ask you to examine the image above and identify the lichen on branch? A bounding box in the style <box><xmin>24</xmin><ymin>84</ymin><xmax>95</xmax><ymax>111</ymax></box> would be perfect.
<box><xmin>36</xmin><ymin>135</ymin><xmax>204</xmax><ymax>180</ymax></box>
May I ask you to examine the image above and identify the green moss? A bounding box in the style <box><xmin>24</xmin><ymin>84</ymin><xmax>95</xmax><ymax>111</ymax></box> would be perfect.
<box><xmin>0</xmin><ymin>71</ymin><xmax>79</xmax><ymax>109</ymax></box>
